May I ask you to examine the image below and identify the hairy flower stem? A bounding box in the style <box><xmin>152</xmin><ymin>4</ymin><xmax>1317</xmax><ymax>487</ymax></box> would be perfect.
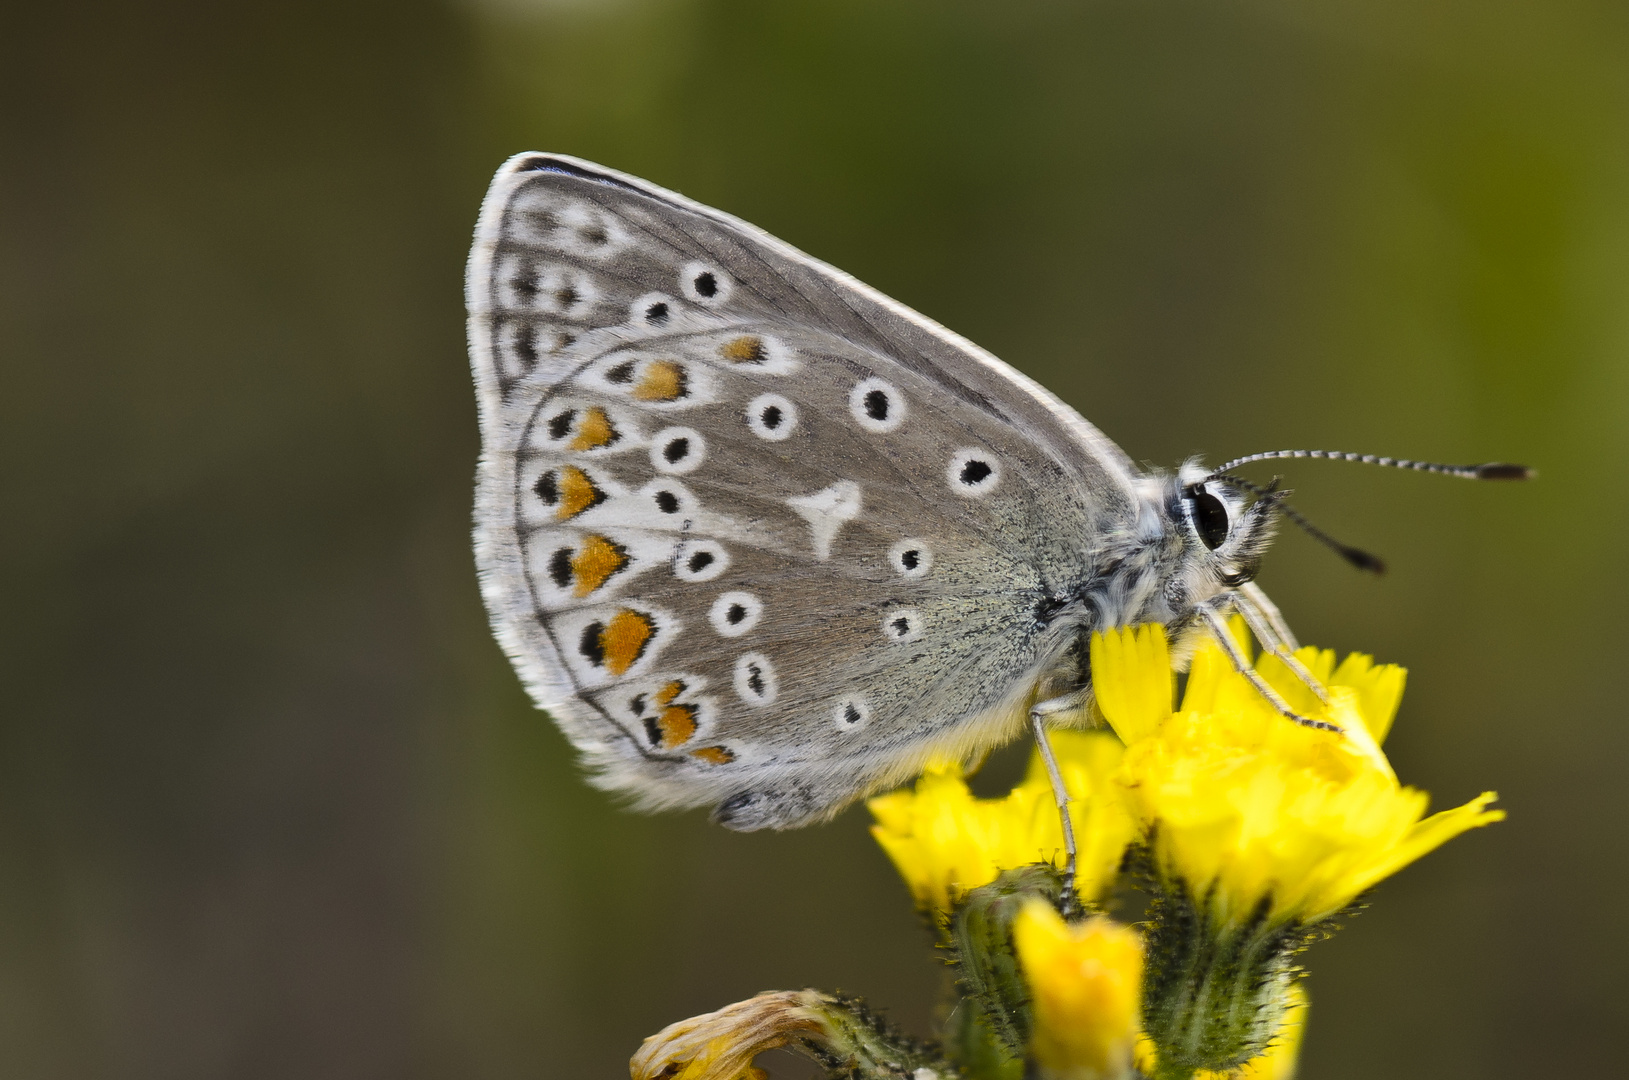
<box><xmin>1140</xmin><ymin>882</ymin><xmax>1300</xmax><ymax>1079</ymax></box>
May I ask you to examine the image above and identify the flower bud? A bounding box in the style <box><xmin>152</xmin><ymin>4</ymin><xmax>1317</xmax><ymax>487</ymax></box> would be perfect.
<box><xmin>1013</xmin><ymin>902</ymin><xmax>1143</xmax><ymax>1080</ymax></box>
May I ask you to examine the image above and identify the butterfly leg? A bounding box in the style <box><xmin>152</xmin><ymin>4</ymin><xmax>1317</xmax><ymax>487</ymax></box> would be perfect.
<box><xmin>1230</xmin><ymin>584</ymin><xmax>1330</xmax><ymax>705</ymax></box>
<box><xmin>1236</xmin><ymin>581</ymin><xmax>1299</xmax><ymax>651</ymax></box>
<box><xmin>1027</xmin><ymin>707</ymin><xmax>1079</xmax><ymax>916</ymax></box>
<box><xmin>1195</xmin><ymin>602</ymin><xmax>1342</xmax><ymax>733</ymax></box>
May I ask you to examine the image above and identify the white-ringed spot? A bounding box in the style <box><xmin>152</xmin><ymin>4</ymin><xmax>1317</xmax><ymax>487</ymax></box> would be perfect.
<box><xmin>888</xmin><ymin>539</ymin><xmax>933</xmax><ymax>579</ymax></box>
<box><xmin>496</xmin><ymin>321</ymin><xmax>570</xmax><ymax>381</ymax></box>
<box><xmin>834</xmin><ymin>696</ymin><xmax>871</xmax><ymax>730</ymax></box>
<box><xmin>882</xmin><ymin>608</ymin><xmax>924</xmax><ymax>643</ymax></box>
<box><xmin>681</xmin><ymin>261</ymin><xmax>733</xmax><ymax>306</ymax></box>
<box><xmin>673</xmin><ymin>539</ymin><xmax>730</xmax><ymax>582</ymax></box>
<box><xmin>948</xmin><ymin>448</ymin><xmax>1001</xmax><ymax>496</ymax></box>
<box><xmin>630</xmin><ymin>291</ymin><xmax>676</xmax><ymax>329</ymax></box>
<box><xmin>848</xmin><ymin>377</ymin><xmax>907</xmax><ymax>433</ymax></box>
<box><xmin>552</xmin><ymin>201</ymin><xmax>629</xmax><ymax>258</ymax></box>
<box><xmin>733</xmin><ymin>652</ymin><xmax>777</xmax><ymax>706</ymax></box>
<box><xmin>745</xmin><ymin>393</ymin><xmax>798</xmax><ymax>441</ymax></box>
<box><xmin>650</xmin><ymin>426</ymin><xmax>706</xmax><ymax>474</ymax></box>
<box><xmin>709</xmin><ymin>591</ymin><xmax>764</xmax><ymax>638</ymax></box>
<box><xmin>499</xmin><ymin>259</ymin><xmax>599</xmax><ymax>319</ymax></box>
<box><xmin>635</xmin><ymin>478</ymin><xmax>693</xmax><ymax>518</ymax></box>
<box><xmin>508</xmin><ymin>187</ymin><xmax>569</xmax><ymax>247</ymax></box>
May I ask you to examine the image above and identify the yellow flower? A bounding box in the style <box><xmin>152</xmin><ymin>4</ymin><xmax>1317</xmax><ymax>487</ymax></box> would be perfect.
<box><xmin>1014</xmin><ymin>901</ymin><xmax>1143</xmax><ymax>1080</ymax></box>
<box><xmin>1096</xmin><ymin>622</ymin><xmax>1504</xmax><ymax>929</ymax></box>
<box><xmin>868</xmin><ymin>732</ymin><xmax>1137</xmax><ymax>912</ymax></box>
<box><xmin>1135</xmin><ymin>984</ymin><xmax>1309</xmax><ymax>1080</ymax></box>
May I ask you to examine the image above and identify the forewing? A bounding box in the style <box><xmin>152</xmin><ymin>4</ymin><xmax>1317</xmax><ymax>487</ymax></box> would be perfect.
<box><xmin>466</xmin><ymin>153</ymin><xmax>1139</xmax><ymax>827</ymax></box>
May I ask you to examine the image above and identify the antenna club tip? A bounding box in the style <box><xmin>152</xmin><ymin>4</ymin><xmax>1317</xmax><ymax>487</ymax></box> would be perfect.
<box><xmin>1343</xmin><ymin>549</ymin><xmax>1388</xmax><ymax>575</ymax></box>
<box><xmin>1475</xmin><ymin>462</ymin><xmax>1534</xmax><ymax>481</ymax></box>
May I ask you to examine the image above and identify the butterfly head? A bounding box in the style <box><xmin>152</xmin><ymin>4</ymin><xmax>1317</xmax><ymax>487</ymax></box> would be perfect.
<box><xmin>1175</xmin><ymin>461</ymin><xmax>1283</xmax><ymax>590</ymax></box>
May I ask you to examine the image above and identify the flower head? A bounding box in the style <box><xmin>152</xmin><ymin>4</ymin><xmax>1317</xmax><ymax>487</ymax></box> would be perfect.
<box><xmin>1014</xmin><ymin>902</ymin><xmax>1143</xmax><ymax>1080</ymax></box>
<box><xmin>1098</xmin><ymin>622</ymin><xmax>1504</xmax><ymax>929</ymax></box>
<box><xmin>1092</xmin><ymin>621</ymin><xmax>1502</xmax><ymax>1076</ymax></box>
<box><xmin>868</xmin><ymin>732</ymin><xmax>1136</xmax><ymax>912</ymax></box>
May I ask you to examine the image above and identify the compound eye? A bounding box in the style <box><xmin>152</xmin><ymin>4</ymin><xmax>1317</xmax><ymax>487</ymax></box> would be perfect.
<box><xmin>1191</xmin><ymin>488</ymin><xmax>1230</xmax><ymax>550</ymax></box>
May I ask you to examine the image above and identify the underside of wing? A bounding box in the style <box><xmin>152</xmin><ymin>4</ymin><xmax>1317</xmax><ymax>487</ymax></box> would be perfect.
<box><xmin>466</xmin><ymin>153</ymin><xmax>1131</xmax><ymax>827</ymax></box>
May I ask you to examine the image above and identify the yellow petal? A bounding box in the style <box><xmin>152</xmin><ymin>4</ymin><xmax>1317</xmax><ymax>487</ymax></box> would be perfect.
<box><xmin>1306</xmin><ymin>792</ymin><xmax>1505</xmax><ymax>921</ymax></box>
<box><xmin>1330</xmin><ymin>652</ymin><xmax>1407</xmax><ymax>744</ymax></box>
<box><xmin>870</xmin><ymin>732</ymin><xmax>1137</xmax><ymax>911</ymax></box>
<box><xmin>1090</xmin><ymin>624</ymin><xmax>1174</xmax><ymax>745</ymax></box>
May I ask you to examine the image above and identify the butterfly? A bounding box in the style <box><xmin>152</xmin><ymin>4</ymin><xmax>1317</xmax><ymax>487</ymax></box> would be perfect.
<box><xmin>464</xmin><ymin>153</ymin><xmax>1527</xmax><ymax>833</ymax></box>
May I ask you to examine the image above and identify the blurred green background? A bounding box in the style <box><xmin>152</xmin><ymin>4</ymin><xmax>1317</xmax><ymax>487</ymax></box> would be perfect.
<box><xmin>2</xmin><ymin>0</ymin><xmax>1624</xmax><ymax>1076</ymax></box>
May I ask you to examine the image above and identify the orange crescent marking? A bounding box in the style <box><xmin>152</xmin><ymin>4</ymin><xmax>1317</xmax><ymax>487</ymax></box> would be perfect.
<box><xmin>570</xmin><ymin>535</ymin><xmax>629</xmax><ymax>597</ymax></box>
<box><xmin>569</xmin><ymin>406</ymin><xmax>619</xmax><ymax>451</ymax></box>
<box><xmin>600</xmin><ymin>609</ymin><xmax>654</xmax><ymax>676</ymax></box>
<box><xmin>656</xmin><ymin>704</ymin><xmax>698</xmax><ymax>748</ymax></box>
<box><xmin>720</xmin><ymin>335</ymin><xmax>766</xmax><ymax>364</ymax></box>
<box><xmin>555</xmin><ymin>466</ymin><xmax>604</xmax><ymax>520</ymax></box>
<box><xmin>632</xmin><ymin>360</ymin><xmax>688</xmax><ymax>402</ymax></box>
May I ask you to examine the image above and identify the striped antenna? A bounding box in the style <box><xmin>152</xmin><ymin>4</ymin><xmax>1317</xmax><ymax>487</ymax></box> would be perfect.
<box><xmin>1204</xmin><ymin>450</ymin><xmax>1532</xmax><ymax>484</ymax></box>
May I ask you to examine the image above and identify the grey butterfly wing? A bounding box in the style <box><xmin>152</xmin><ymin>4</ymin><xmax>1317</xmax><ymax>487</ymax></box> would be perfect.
<box><xmin>466</xmin><ymin>153</ymin><xmax>1143</xmax><ymax>828</ymax></box>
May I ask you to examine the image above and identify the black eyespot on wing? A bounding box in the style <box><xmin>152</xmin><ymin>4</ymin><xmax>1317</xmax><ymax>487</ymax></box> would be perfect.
<box><xmin>726</xmin><ymin>603</ymin><xmax>747</xmax><ymax>625</ymax></box>
<box><xmin>761</xmin><ymin>405</ymin><xmax>782</xmax><ymax>429</ymax></box>
<box><xmin>547</xmin><ymin>409</ymin><xmax>575</xmax><ymax>440</ymax></box>
<box><xmin>745</xmin><ymin>662</ymin><xmax>765</xmax><ymax>695</ymax></box>
<box><xmin>521</xmin><ymin>207</ymin><xmax>558</xmax><ymax>236</ymax></box>
<box><xmin>654</xmin><ymin>490</ymin><xmax>679</xmax><ymax>514</ymax></box>
<box><xmin>864</xmin><ymin>389</ymin><xmax>890</xmax><ymax>421</ymax></box>
<box><xmin>890</xmin><ymin>616</ymin><xmax>910</xmax><ymax>635</ymax></box>
<box><xmin>514</xmin><ymin>324</ymin><xmax>537</xmax><ymax>366</ymax></box>
<box><xmin>548</xmin><ymin>548</ymin><xmax>573</xmax><ymax>588</ymax></box>
<box><xmin>900</xmin><ymin>549</ymin><xmax>919</xmax><ymax>570</ymax></box>
<box><xmin>687</xmin><ymin>551</ymin><xmax>715</xmax><ymax>573</ymax></box>
<box><xmin>642</xmin><ymin>716</ymin><xmax>662</xmax><ymax>746</ymax></box>
<box><xmin>645</xmin><ymin>301</ymin><xmax>669</xmax><ymax>325</ymax></box>
<box><xmin>578</xmin><ymin>622</ymin><xmax>606</xmax><ymax>666</ymax></box>
<box><xmin>555</xmin><ymin>283</ymin><xmax>579</xmax><ymax>308</ymax></box>
<box><xmin>843</xmin><ymin>703</ymin><xmax>862</xmax><ymax>725</ymax></box>
<box><xmin>535</xmin><ymin>470</ymin><xmax>559</xmax><ymax>505</ymax></box>
<box><xmin>629</xmin><ymin>693</ymin><xmax>647</xmax><ymax>716</ymax></box>
<box><xmin>960</xmin><ymin>460</ymin><xmax>993</xmax><ymax>485</ymax></box>
<box><xmin>1191</xmin><ymin>488</ymin><xmax>1231</xmax><ymax>550</ymax></box>
<box><xmin>694</xmin><ymin>271</ymin><xmax>717</xmax><ymax>298</ymax></box>
<box><xmin>605</xmin><ymin>360</ymin><xmax>636</xmax><ymax>384</ymax></box>
<box><xmin>663</xmin><ymin>437</ymin><xmax>690</xmax><ymax>464</ymax></box>
<box><xmin>509</xmin><ymin>266</ymin><xmax>538</xmax><ymax>302</ymax></box>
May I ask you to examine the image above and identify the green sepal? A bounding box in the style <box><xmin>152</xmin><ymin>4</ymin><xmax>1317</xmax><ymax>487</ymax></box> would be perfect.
<box><xmin>947</xmin><ymin>864</ymin><xmax>1066</xmax><ymax>1061</ymax></box>
<box><xmin>946</xmin><ymin>1001</ymin><xmax>1025</xmax><ymax>1080</ymax></box>
<box><xmin>1139</xmin><ymin>877</ymin><xmax>1307</xmax><ymax>1079</ymax></box>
